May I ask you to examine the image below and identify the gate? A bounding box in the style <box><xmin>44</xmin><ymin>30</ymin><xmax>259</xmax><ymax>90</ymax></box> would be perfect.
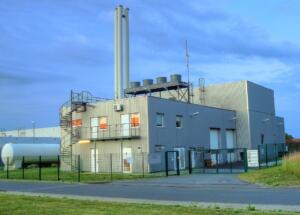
<box><xmin>165</xmin><ymin>151</ymin><xmax>180</xmax><ymax>176</ymax></box>
<box><xmin>188</xmin><ymin>148</ymin><xmax>248</xmax><ymax>174</ymax></box>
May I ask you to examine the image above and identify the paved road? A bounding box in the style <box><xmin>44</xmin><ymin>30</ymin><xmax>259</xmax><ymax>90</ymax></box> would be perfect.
<box><xmin>0</xmin><ymin>174</ymin><xmax>300</xmax><ymax>209</ymax></box>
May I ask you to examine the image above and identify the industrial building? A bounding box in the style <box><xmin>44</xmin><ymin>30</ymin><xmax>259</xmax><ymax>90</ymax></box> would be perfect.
<box><xmin>60</xmin><ymin>5</ymin><xmax>285</xmax><ymax>173</ymax></box>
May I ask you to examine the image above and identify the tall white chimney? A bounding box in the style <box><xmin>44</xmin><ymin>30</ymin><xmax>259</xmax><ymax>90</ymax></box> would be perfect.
<box><xmin>124</xmin><ymin>8</ymin><xmax>130</xmax><ymax>90</ymax></box>
<box><xmin>114</xmin><ymin>5</ymin><xmax>130</xmax><ymax>100</ymax></box>
<box><xmin>114</xmin><ymin>7</ymin><xmax>118</xmax><ymax>100</ymax></box>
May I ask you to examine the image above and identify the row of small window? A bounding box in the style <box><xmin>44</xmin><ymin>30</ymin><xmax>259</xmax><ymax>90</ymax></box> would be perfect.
<box><xmin>156</xmin><ymin>113</ymin><xmax>182</xmax><ymax>128</ymax></box>
<box><xmin>89</xmin><ymin>113</ymin><xmax>141</xmax><ymax>129</ymax></box>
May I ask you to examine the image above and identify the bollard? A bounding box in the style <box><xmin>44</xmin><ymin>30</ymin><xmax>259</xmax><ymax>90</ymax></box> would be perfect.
<box><xmin>275</xmin><ymin>144</ymin><xmax>278</xmax><ymax>166</ymax></box>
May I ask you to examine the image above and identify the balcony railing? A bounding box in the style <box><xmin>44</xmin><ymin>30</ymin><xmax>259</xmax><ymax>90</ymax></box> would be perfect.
<box><xmin>73</xmin><ymin>124</ymin><xmax>141</xmax><ymax>141</ymax></box>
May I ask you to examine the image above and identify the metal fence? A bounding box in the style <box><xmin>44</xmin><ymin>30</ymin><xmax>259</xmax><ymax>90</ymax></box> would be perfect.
<box><xmin>186</xmin><ymin>148</ymin><xmax>248</xmax><ymax>174</ymax></box>
<box><xmin>258</xmin><ymin>143</ymin><xmax>287</xmax><ymax>168</ymax></box>
<box><xmin>0</xmin><ymin>153</ymin><xmax>156</xmax><ymax>183</ymax></box>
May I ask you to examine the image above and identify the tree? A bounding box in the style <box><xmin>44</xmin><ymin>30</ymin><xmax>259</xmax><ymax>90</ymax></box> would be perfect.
<box><xmin>285</xmin><ymin>133</ymin><xmax>294</xmax><ymax>140</ymax></box>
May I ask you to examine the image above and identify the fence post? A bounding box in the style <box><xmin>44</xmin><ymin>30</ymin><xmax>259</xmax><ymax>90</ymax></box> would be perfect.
<box><xmin>176</xmin><ymin>151</ymin><xmax>180</xmax><ymax>176</ymax></box>
<box><xmin>275</xmin><ymin>144</ymin><xmax>278</xmax><ymax>166</ymax></box>
<box><xmin>110</xmin><ymin>153</ymin><xmax>113</xmax><ymax>182</ymax></box>
<box><xmin>142</xmin><ymin>152</ymin><xmax>145</xmax><ymax>178</ymax></box>
<box><xmin>39</xmin><ymin>156</ymin><xmax>42</xmax><ymax>181</ymax></box>
<box><xmin>22</xmin><ymin>156</ymin><xmax>25</xmax><ymax>179</ymax></box>
<box><xmin>202</xmin><ymin>150</ymin><xmax>205</xmax><ymax>173</ymax></box>
<box><xmin>229</xmin><ymin>150</ymin><xmax>232</xmax><ymax>173</ymax></box>
<box><xmin>78</xmin><ymin>155</ymin><xmax>80</xmax><ymax>182</ymax></box>
<box><xmin>188</xmin><ymin>150</ymin><xmax>192</xmax><ymax>174</ymax></box>
<box><xmin>265</xmin><ymin>144</ymin><xmax>268</xmax><ymax>167</ymax></box>
<box><xmin>165</xmin><ymin>152</ymin><xmax>168</xmax><ymax>177</ymax></box>
<box><xmin>57</xmin><ymin>155</ymin><xmax>60</xmax><ymax>181</ymax></box>
<box><xmin>6</xmin><ymin>157</ymin><xmax>9</xmax><ymax>179</ymax></box>
<box><xmin>258</xmin><ymin>145</ymin><xmax>261</xmax><ymax>169</ymax></box>
<box><xmin>243</xmin><ymin>148</ymin><xmax>248</xmax><ymax>172</ymax></box>
<box><xmin>216</xmin><ymin>150</ymin><xmax>219</xmax><ymax>174</ymax></box>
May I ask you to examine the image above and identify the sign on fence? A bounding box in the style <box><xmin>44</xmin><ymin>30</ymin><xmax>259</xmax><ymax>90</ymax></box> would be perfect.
<box><xmin>247</xmin><ymin>150</ymin><xmax>259</xmax><ymax>167</ymax></box>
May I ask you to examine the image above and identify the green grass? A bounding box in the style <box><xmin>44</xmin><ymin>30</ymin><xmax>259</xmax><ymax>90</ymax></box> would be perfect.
<box><xmin>0</xmin><ymin>167</ymin><xmax>163</xmax><ymax>183</ymax></box>
<box><xmin>0</xmin><ymin>193</ymin><xmax>297</xmax><ymax>215</ymax></box>
<box><xmin>240</xmin><ymin>153</ymin><xmax>300</xmax><ymax>186</ymax></box>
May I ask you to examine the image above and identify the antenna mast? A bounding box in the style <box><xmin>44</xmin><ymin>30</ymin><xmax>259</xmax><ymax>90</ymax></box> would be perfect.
<box><xmin>185</xmin><ymin>40</ymin><xmax>191</xmax><ymax>103</ymax></box>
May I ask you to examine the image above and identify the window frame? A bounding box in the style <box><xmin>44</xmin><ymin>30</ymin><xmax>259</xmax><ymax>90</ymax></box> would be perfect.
<box><xmin>175</xmin><ymin>115</ymin><xmax>183</xmax><ymax>128</ymax></box>
<box><xmin>99</xmin><ymin>116</ymin><xmax>108</xmax><ymax>130</ymax></box>
<box><xmin>156</xmin><ymin>112</ymin><xmax>165</xmax><ymax>128</ymax></box>
<box><xmin>130</xmin><ymin>113</ymin><xmax>140</xmax><ymax>128</ymax></box>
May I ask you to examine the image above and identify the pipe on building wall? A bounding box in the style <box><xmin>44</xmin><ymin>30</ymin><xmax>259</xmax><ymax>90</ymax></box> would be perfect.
<box><xmin>124</xmin><ymin>8</ymin><xmax>130</xmax><ymax>90</ymax></box>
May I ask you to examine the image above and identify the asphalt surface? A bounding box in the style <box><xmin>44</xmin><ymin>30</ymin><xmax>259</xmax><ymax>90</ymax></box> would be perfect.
<box><xmin>0</xmin><ymin>174</ymin><xmax>300</xmax><ymax>210</ymax></box>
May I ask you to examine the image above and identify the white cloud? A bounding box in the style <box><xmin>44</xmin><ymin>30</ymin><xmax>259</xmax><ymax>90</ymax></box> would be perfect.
<box><xmin>190</xmin><ymin>57</ymin><xmax>292</xmax><ymax>84</ymax></box>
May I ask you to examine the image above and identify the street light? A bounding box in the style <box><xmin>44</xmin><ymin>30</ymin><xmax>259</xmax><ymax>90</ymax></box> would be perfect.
<box><xmin>32</xmin><ymin>121</ymin><xmax>35</xmax><ymax>143</ymax></box>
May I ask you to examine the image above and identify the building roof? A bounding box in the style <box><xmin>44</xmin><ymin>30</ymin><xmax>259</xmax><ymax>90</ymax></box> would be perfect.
<box><xmin>286</xmin><ymin>139</ymin><xmax>300</xmax><ymax>144</ymax></box>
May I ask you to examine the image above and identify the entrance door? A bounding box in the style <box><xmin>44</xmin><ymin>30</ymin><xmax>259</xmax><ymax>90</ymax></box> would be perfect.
<box><xmin>91</xmin><ymin>148</ymin><xmax>99</xmax><ymax>173</ymax></box>
<box><xmin>174</xmin><ymin>148</ymin><xmax>186</xmax><ymax>170</ymax></box>
<box><xmin>121</xmin><ymin>114</ymin><xmax>130</xmax><ymax>137</ymax></box>
<box><xmin>210</xmin><ymin>129</ymin><xmax>220</xmax><ymax>165</ymax></box>
<box><xmin>123</xmin><ymin>147</ymin><xmax>132</xmax><ymax>173</ymax></box>
<box><xmin>226</xmin><ymin>130</ymin><xmax>235</xmax><ymax>162</ymax></box>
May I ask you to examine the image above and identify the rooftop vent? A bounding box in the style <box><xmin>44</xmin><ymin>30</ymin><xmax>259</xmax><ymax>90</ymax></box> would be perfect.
<box><xmin>170</xmin><ymin>74</ymin><xmax>182</xmax><ymax>83</ymax></box>
<box><xmin>156</xmin><ymin>77</ymin><xmax>167</xmax><ymax>84</ymax></box>
<box><xmin>130</xmin><ymin>81</ymin><xmax>141</xmax><ymax>88</ymax></box>
<box><xmin>143</xmin><ymin>79</ymin><xmax>153</xmax><ymax>86</ymax></box>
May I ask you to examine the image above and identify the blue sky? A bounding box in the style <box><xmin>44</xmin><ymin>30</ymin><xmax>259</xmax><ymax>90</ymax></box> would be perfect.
<box><xmin>0</xmin><ymin>0</ymin><xmax>299</xmax><ymax>137</ymax></box>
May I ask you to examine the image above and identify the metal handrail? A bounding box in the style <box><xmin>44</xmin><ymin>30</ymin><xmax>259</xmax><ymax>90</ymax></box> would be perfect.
<box><xmin>74</xmin><ymin>124</ymin><xmax>141</xmax><ymax>140</ymax></box>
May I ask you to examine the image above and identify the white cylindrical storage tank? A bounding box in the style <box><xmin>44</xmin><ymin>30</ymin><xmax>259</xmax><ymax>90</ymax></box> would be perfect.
<box><xmin>1</xmin><ymin>143</ymin><xmax>60</xmax><ymax>167</ymax></box>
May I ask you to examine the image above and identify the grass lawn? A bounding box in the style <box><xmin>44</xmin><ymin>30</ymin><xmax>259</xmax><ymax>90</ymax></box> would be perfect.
<box><xmin>240</xmin><ymin>153</ymin><xmax>300</xmax><ymax>186</ymax></box>
<box><xmin>0</xmin><ymin>167</ymin><xmax>164</xmax><ymax>183</ymax></box>
<box><xmin>0</xmin><ymin>193</ymin><xmax>297</xmax><ymax>215</ymax></box>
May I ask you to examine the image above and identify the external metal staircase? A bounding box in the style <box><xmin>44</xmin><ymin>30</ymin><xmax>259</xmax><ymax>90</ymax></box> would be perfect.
<box><xmin>59</xmin><ymin>91</ymin><xmax>108</xmax><ymax>170</ymax></box>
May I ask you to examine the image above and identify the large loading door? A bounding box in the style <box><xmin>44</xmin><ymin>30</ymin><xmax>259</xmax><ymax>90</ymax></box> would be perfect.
<box><xmin>210</xmin><ymin>129</ymin><xmax>220</xmax><ymax>164</ymax></box>
<box><xmin>226</xmin><ymin>130</ymin><xmax>236</xmax><ymax>162</ymax></box>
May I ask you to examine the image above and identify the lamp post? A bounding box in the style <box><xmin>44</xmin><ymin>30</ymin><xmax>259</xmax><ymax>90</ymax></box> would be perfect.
<box><xmin>32</xmin><ymin>121</ymin><xmax>35</xmax><ymax>143</ymax></box>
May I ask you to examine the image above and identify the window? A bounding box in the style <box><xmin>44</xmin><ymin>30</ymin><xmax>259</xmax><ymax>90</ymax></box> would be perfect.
<box><xmin>130</xmin><ymin>113</ymin><xmax>140</xmax><ymax>127</ymax></box>
<box><xmin>99</xmin><ymin>116</ymin><xmax>108</xmax><ymax>130</ymax></box>
<box><xmin>176</xmin><ymin>115</ymin><xmax>182</xmax><ymax>128</ymax></box>
<box><xmin>156</xmin><ymin>113</ymin><xmax>164</xmax><ymax>127</ymax></box>
<box><xmin>90</xmin><ymin>117</ymin><xmax>98</xmax><ymax>139</ymax></box>
<box><xmin>72</xmin><ymin>119</ymin><xmax>82</xmax><ymax>127</ymax></box>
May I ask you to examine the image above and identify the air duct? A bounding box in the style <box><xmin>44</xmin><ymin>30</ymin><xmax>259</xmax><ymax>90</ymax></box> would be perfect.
<box><xmin>114</xmin><ymin>5</ymin><xmax>130</xmax><ymax>100</ymax></box>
